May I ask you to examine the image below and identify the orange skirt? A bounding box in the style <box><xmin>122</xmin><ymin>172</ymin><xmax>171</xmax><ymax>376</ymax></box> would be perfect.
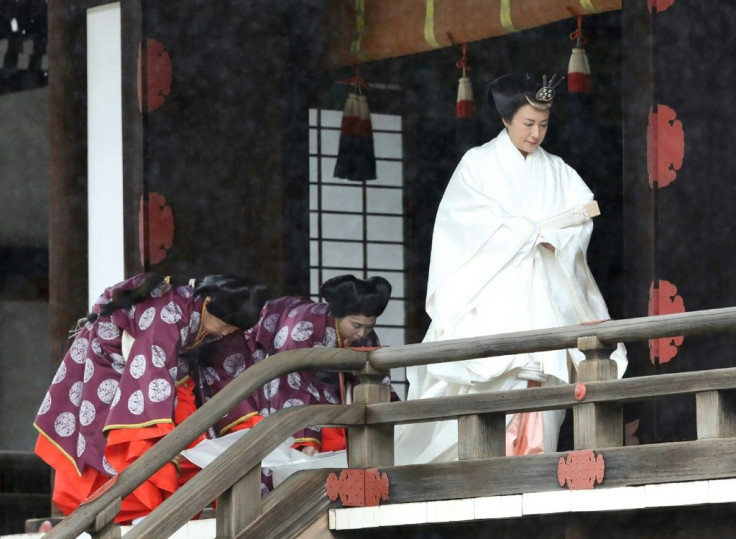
<box><xmin>35</xmin><ymin>378</ymin><xmax>205</xmax><ymax>524</ymax></box>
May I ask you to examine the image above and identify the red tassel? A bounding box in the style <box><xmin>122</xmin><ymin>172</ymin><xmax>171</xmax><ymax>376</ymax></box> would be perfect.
<box><xmin>456</xmin><ymin>76</ymin><xmax>476</xmax><ymax>119</ymax></box>
<box><xmin>567</xmin><ymin>46</ymin><xmax>592</xmax><ymax>93</ymax></box>
<box><xmin>567</xmin><ymin>17</ymin><xmax>592</xmax><ymax>94</ymax></box>
<box><xmin>334</xmin><ymin>92</ymin><xmax>376</xmax><ymax>181</ymax></box>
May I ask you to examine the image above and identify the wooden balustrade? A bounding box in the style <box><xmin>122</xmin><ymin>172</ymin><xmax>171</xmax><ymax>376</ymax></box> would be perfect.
<box><xmin>44</xmin><ymin>306</ymin><xmax>736</xmax><ymax>538</ymax></box>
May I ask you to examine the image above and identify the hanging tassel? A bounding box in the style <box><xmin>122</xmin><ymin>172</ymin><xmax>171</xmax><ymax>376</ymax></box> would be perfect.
<box><xmin>454</xmin><ymin>42</ymin><xmax>481</xmax><ymax>160</ymax></box>
<box><xmin>334</xmin><ymin>70</ymin><xmax>377</xmax><ymax>181</ymax></box>
<box><xmin>567</xmin><ymin>16</ymin><xmax>592</xmax><ymax>94</ymax></box>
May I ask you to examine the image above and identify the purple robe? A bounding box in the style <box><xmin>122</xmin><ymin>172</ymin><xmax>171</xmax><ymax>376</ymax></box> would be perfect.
<box><xmin>199</xmin><ymin>296</ymin><xmax>380</xmax><ymax>443</ymax></box>
<box><xmin>34</xmin><ymin>274</ymin><xmax>212</xmax><ymax>477</ymax></box>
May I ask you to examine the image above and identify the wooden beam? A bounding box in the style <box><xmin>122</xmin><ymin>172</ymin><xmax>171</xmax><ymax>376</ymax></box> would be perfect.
<box><xmin>381</xmin><ymin>438</ymin><xmax>736</xmax><ymax>504</ymax></box>
<box><xmin>366</xmin><ymin>367</ymin><xmax>736</xmax><ymax>426</ymax></box>
<box><xmin>458</xmin><ymin>413</ymin><xmax>506</xmax><ymax>459</ymax></box>
<box><xmin>216</xmin><ymin>466</ymin><xmax>261</xmax><ymax>537</ymax></box>
<box><xmin>238</xmin><ymin>469</ymin><xmax>337</xmax><ymax>539</ymax></box>
<box><xmin>696</xmin><ymin>390</ymin><xmax>736</xmax><ymax>439</ymax></box>
<box><xmin>368</xmin><ymin>306</ymin><xmax>736</xmax><ymax>370</ymax></box>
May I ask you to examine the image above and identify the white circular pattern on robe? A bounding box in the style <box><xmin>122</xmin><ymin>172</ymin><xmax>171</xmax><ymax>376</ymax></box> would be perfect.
<box><xmin>110</xmin><ymin>354</ymin><xmax>126</xmax><ymax>374</ymax></box>
<box><xmin>124</xmin><ymin>305</ymin><xmax>136</xmax><ymax>319</ymax></box>
<box><xmin>179</xmin><ymin>327</ymin><xmax>188</xmax><ymax>346</ymax></box>
<box><xmin>177</xmin><ymin>285</ymin><xmax>193</xmax><ymax>298</ymax></box>
<box><xmin>283</xmin><ymin>398</ymin><xmax>305</xmax><ymax>408</ymax></box>
<box><xmin>161</xmin><ymin>302</ymin><xmax>183</xmax><ymax>324</ymax></box>
<box><xmin>285</xmin><ymin>297</ymin><xmax>300</xmax><ymax>307</ymax></box>
<box><xmin>307</xmin><ymin>383</ymin><xmax>320</xmax><ymax>401</ymax></box>
<box><xmin>169</xmin><ymin>367</ymin><xmax>178</xmax><ymax>380</ymax></box>
<box><xmin>223</xmin><ymin>353</ymin><xmax>245</xmax><ymax>376</ymax></box>
<box><xmin>311</xmin><ymin>426</ymin><xmax>322</xmax><ymax>432</ymax></box>
<box><xmin>287</xmin><ymin>307</ymin><xmax>301</xmax><ymax>318</ymax></box>
<box><xmin>38</xmin><ymin>392</ymin><xmax>52</xmax><ymax>415</ymax></box>
<box><xmin>259</xmin><ymin>407</ymin><xmax>277</xmax><ymax>417</ymax></box>
<box><xmin>97</xmin><ymin>321</ymin><xmax>120</xmax><ymax>341</ymax></box>
<box><xmin>102</xmin><ymin>456</ymin><xmax>118</xmax><ymax>476</ymax></box>
<box><xmin>139</xmin><ymin>307</ymin><xmax>156</xmax><ymax>331</ymax></box>
<box><xmin>85</xmin><ymin>320</ymin><xmax>94</xmax><ymax>331</ymax></box>
<box><xmin>177</xmin><ymin>356</ymin><xmax>189</xmax><ymax>375</ymax></box>
<box><xmin>149</xmin><ymin>379</ymin><xmax>172</xmax><ymax>403</ymax></box>
<box><xmin>70</xmin><ymin>337</ymin><xmax>88</xmax><ymax>364</ymax></box>
<box><xmin>151</xmin><ymin>344</ymin><xmax>167</xmax><ymax>368</ymax></box>
<box><xmin>311</xmin><ymin>303</ymin><xmax>329</xmax><ymax>315</ymax></box>
<box><xmin>98</xmin><ymin>379</ymin><xmax>119</xmax><ymax>404</ymax></box>
<box><xmin>84</xmin><ymin>358</ymin><xmax>95</xmax><ymax>383</ymax></box>
<box><xmin>324</xmin><ymin>327</ymin><xmax>337</xmax><ymax>348</ymax></box>
<box><xmin>252</xmin><ymin>349</ymin><xmax>266</xmax><ymax>363</ymax></box>
<box><xmin>323</xmin><ymin>387</ymin><xmax>339</xmax><ymax>404</ymax></box>
<box><xmin>260</xmin><ymin>483</ymin><xmax>270</xmax><ymax>496</ymax></box>
<box><xmin>150</xmin><ymin>281</ymin><xmax>167</xmax><ymax>297</ymax></box>
<box><xmin>52</xmin><ymin>362</ymin><xmax>67</xmax><ymax>384</ymax></box>
<box><xmin>273</xmin><ymin>326</ymin><xmax>289</xmax><ymax>350</ymax></box>
<box><xmin>128</xmin><ymin>389</ymin><xmax>145</xmax><ymax>415</ymax></box>
<box><xmin>111</xmin><ymin>387</ymin><xmax>121</xmax><ymax>408</ymax></box>
<box><xmin>263</xmin><ymin>314</ymin><xmax>280</xmax><ymax>333</ymax></box>
<box><xmin>69</xmin><ymin>381</ymin><xmax>83</xmax><ymax>407</ymax></box>
<box><xmin>287</xmin><ymin>372</ymin><xmax>302</xmax><ymax>390</ymax></box>
<box><xmin>291</xmin><ymin>321</ymin><xmax>314</xmax><ymax>342</ymax></box>
<box><xmin>264</xmin><ymin>378</ymin><xmax>280</xmax><ymax>400</ymax></box>
<box><xmin>189</xmin><ymin>311</ymin><xmax>201</xmax><ymax>334</ymax></box>
<box><xmin>130</xmin><ymin>354</ymin><xmax>147</xmax><ymax>379</ymax></box>
<box><xmin>95</xmin><ymin>295</ymin><xmax>111</xmax><ymax>305</ymax></box>
<box><xmin>262</xmin><ymin>467</ymin><xmax>273</xmax><ymax>477</ymax></box>
<box><xmin>54</xmin><ymin>412</ymin><xmax>76</xmax><ymax>437</ymax></box>
<box><xmin>91</xmin><ymin>338</ymin><xmax>103</xmax><ymax>357</ymax></box>
<box><xmin>76</xmin><ymin>433</ymin><xmax>86</xmax><ymax>457</ymax></box>
<box><xmin>79</xmin><ymin>400</ymin><xmax>96</xmax><ymax>426</ymax></box>
<box><xmin>204</xmin><ymin>367</ymin><xmax>221</xmax><ymax>385</ymax></box>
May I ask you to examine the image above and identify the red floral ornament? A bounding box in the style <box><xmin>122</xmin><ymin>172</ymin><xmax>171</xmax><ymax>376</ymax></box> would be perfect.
<box><xmin>137</xmin><ymin>39</ymin><xmax>172</xmax><ymax>113</ymax></box>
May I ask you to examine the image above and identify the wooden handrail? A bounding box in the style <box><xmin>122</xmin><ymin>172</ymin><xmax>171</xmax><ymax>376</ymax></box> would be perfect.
<box><xmin>44</xmin><ymin>348</ymin><xmax>369</xmax><ymax>539</ymax></box>
<box><xmin>125</xmin><ymin>405</ymin><xmax>364</xmax><ymax>539</ymax></box>
<box><xmin>366</xmin><ymin>366</ymin><xmax>736</xmax><ymax>425</ymax></box>
<box><xmin>368</xmin><ymin>307</ymin><xmax>736</xmax><ymax>369</ymax></box>
<box><xmin>44</xmin><ymin>306</ymin><xmax>736</xmax><ymax>537</ymax></box>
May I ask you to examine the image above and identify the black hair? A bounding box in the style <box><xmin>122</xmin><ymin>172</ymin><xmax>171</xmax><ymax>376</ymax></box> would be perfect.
<box><xmin>486</xmin><ymin>72</ymin><xmax>545</xmax><ymax>123</ymax></box>
<box><xmin>319</xmin><ymin>274</ymin><xmax>392</xmax><ymax>318</ymax></box>
<box><xmin>90</xmin><ymin>273</ymin><xmax>269</xmax><ymax>330</ymax></box>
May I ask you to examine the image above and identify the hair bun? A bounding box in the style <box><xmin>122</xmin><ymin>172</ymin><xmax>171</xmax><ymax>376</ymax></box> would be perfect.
<box><xmin>320</xmin><ymin>274</ymin><xmax>392</xmax><ymax>318</ymax></box>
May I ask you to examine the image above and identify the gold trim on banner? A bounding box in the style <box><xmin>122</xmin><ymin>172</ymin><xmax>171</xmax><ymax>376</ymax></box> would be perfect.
<box><xmin>350</xmin><ymin>0</ymin><xmax>371</xmax><ymax>62</ymax></box>
<box><xmin>500</xmin><ymin>0</ymin><xmax>520</xmax><ymax>33</ymax></box>
<box><xmin>424</xmin><ymin>0</ymin><xmax>443</xmax><ymax>49</ymax></box>
<box><xmin>579</xmin><ymin>0</ymin><xmax>600</xmax><ymax>13</ymax></box>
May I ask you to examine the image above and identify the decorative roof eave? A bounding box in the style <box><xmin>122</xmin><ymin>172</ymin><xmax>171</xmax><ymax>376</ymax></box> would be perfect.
<box><xmin>320</xmin><ymin>0</ymin><xmax>621</xmax><ymax>70</ymax></box>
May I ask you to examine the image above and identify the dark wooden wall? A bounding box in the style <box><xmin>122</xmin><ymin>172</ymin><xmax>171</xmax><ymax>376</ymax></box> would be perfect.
<box><xmin>622</xmin><ymin>0</ymin><xmax>736</xmax><ymax>444</ymax></box>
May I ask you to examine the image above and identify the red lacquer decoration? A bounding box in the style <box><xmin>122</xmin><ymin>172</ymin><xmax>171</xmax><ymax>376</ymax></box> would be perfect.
<box><xmin>137</xmin><ymin>39</ymin><xmax>172</xmax><ymax>113</ymax></box>
<box><xmin>648</xmin><ymin>0</ymin><xmax>676</xmax><ymax>13</ymax></box>
<box><xmin>139</xmin><ymin>192</ymin><xmax>175</xmax><ymax>266</ymax></box>
<box><xmin>326</xmin><ymin>468</ymin><xmax>389</xmax><ymax>507</ymax></box>
<box><xmin>557</xmin><ymin>450</ymin><xmax>605</xmax><ymax>490</ymax></box>
<box><xmin>648</xmin><ymin>280</ymin><xmax>685</xmax><ymax>365</ymax></box>
<box><xmin>647</xmin><ymin>104</ymin><xmax>685</xmax><ymax>188</ymax></box>
<box><xmin>574</xmin><ymin>383</ymin><xmax>587</xmax><ymax>402</ymax></box>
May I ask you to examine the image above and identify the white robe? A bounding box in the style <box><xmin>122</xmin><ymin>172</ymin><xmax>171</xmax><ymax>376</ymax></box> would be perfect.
<box><xmin>395</xmin><ymin>129</ymin><xmax>627</xmax><ymax>465</ymax></box>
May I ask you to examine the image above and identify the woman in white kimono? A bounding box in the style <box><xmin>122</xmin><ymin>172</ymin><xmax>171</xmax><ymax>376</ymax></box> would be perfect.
<box><xmin>395</xmin><ymin>72</ymin><xmax>627</xmax><ymax>464</ymax></box>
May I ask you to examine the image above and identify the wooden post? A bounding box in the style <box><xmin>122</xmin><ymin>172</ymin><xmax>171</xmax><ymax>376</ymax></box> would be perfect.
<box><xmin>88</xmin><ymin>497</ymin><xmax>121</xmax><ymax>539</ymax></box>
<box><xmin>458</xmin><ymin>413</ymin><xmax>506</xmax><ymax>459</ymax></box>
<box><xmin>348</xmin><ymin>364</ymin><xmax>393</xmax><ymax>468</ymax></box>
<box><xmin>216</xmin><ymin>465</ymin><xmax>261</xmax><ymax>537</ymax></box>
<box><xmin>573</xmin><ymin>336</ymin><xmax>623</xmax><ymax>449</ymax></box>
<box><xmin>696</xmin><ymin>390</ymin><xmax>736</xmax><ymax>439</ymax></box>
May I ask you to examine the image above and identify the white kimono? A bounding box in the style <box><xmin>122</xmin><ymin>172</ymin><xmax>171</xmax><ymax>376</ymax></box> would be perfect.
<box><xmin>395</xmin><ymin>129</ymin><xmax>627</xmax><ymax>465</ymax></box>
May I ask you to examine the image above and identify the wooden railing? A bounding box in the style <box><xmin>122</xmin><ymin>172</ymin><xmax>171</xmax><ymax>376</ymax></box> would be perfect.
<box><xmin>44</xmin><ymin>307</ymin><xmax>736</xmax><ymax>538</ymax></box>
